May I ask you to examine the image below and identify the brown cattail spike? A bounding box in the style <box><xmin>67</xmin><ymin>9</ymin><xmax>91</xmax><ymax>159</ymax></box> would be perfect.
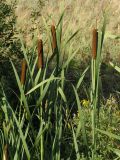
<box><xmin>51</xmin><ymin>25</ymin><xmax>57</xmax><ymax>51</ymax></box>
<box><xmin>37</xmin><ymin>39</ymin><xmax>43</xmax><ymax>69</ymax></box>
<box><xmin>3</xmin><ymin>144</ymin><xmax>9</xmax><ymax>160</ymax></box>
<box><xmin>20</xmin><ymin>59</ymin><xmax>27</xmax><ymax>85</ymax></box>
<box><xmin>92</xmin><ymin>28</ymin><xmax>98</xmax><ymax>59</ymax></box>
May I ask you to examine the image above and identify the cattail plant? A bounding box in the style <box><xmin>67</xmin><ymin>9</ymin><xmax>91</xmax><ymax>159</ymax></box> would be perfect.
<box><xmin>20</xmin><ymin>59</ymin><xmax>27</xmax><ymax>85</ymax></box>
<box><xmin>51</xmin><ymin>24</ymin><xmax>59</xmax><ymax>75</ymax></box>
<box><xmin>3</xmin><ymin>144</ymin><xmax>9</xmax><ymax>160</ymax></box>
<box><xmin>91</xmin><ymin>27</ymin><xmax>98</xmax><ymax>159</ymax></box>
<box><xmin>92</xmin><ymin>28</ymin><xmax>98</xmax><ymax>59</ymax></box>
<box><xmin>37</xmin><ymin>39</ymin><xmax>44</xmax><ymax>160</ymax></box>
<box><xmin>91</xmin><ymin>28</ymin><xmax>98</xmax><ymax>102</ymax></box>
<box><xmin>37</xmin><ymin>39</ymin><xmax>44</xmax><ymax>69</ymax></box>
<box><xmin>51</xmin><ymin>25</ymin><xmax>57</xmax><ymax>51</ymax></box>
<box><xmin>91</xmin><ymin>18</ymin><xmax>106</xmax><ymax>158</ymax></box>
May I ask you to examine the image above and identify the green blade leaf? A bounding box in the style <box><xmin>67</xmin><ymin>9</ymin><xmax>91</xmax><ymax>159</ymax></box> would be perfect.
<box><xmin>26</xmin><ymin>77</ymin><xmax>61</xmax><ymax>95</ymax></box>
<box><xmin>72</xmin><ymin>126</ymin><xmax>80</xmax><ymax>160</ymax></box>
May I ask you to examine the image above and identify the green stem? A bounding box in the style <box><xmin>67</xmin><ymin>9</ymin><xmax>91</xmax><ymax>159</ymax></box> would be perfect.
<box><xmin>40</xmin><ymin>103</ymin><xmax>44</xmax><ymax>160</ymax></box>
<box><xmin>91</xmin><ymin>59</ymin><xmax>97</xmax><ymax>159</ymax></box>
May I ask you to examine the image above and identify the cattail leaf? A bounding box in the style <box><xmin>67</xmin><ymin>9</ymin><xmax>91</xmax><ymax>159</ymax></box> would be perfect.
<box><xmin>61</xmin><ymin>68</ymin><xmax>65</xmax><ymax>89</ymax></box>
<box><xmin>0</xmin><ymin>129</ymin><xmax>4</xmax><ymax>156</ymax></box>
<box><xmin>58</xmin><ymin>87</ymin><xmax>67</xmax><ymax>102</ymax></box>
<box><xmin>96</xmin><ymin>128</ymin><xmax>120</xmax><ymax>141</ymax></box>
<box><xmin>76</xmin><ymin>66</ymin><xmax>89</xmax><ymax>90</ymax></box>
<box><xmin>35</xmin><ymin>68</ymin><xmax>42</xmax><ymax>85</ymax></box>
<box><xmin>42</xmin><ymin>16</ymin><xmax>52</xmax><ymax>51</ymax></box>
<box><xmin>34</xmin><ymin>122</ymin><xmax>48</xmax><ymax>146</ymax></box>
<box><xmin>115</xmin><ymin>36</ymin><xmax>120</xmax><ymax>39</ymax></box>
<box><xmin>109</xmin><ymin>62</ymin><xmax>120</xmax><ymax>73</ymax></box>
<box><xmin>26</xmin><ymin>77</ymin><xmax>61</xmax><ymax>95</ymax></box>
<box><xmin>72</xmin><ymin>85</ymin><xmax>88</xmax><ymax>147</ymax></box>
<box><xmin>56</xmin><ymin>22</ymin><xmax>63</xmax><ymax>53</ymax></box>
<box><xmin>101</xmin><ymin>14</ymin><xmax>106</xmax><ymax>47</ymax></box>
<box><xmin>19</xmin><ymin>35</ymin><xmax>34</xmax><ymax>86</ymax></box>
<box><xmin>62</xmin><ymin>47</ymin><xmax>79</xmax><ymax>70</ymax></box>
<box><xmin>11</xmin><ymin>108</ymin><xmax>30</xmax><ymax>160</ymax></box>
<box><xmin>64</xmin><ymin>29</ymin><xmax>79</xmax><ymax>46</ymax></box>
<box><xmin>72</xmin><ymin>126</ymin><xmax>80</xmax><ymax>160</ymax></box>
<box><xmin>13</xmin><ymin>138</ymin><xmax>21</xmax><ymax>160</ymax></box>
<box><xmin>105</xmin><ymin>32</ymin><xmax>120</xmax><ymax>40</ymax></box>
<box><xmin>31</xmin><ymin>57</ymin><xmax>38</xmax><ymax>76</ymax></box>
<box><xmin>56</xmin><ymin>9</ymin><xmax>65</xmax><ymax>29</ymax></box>
<box><xmin>1</xmin><ymin>97</ymin><xmax>9</xmax><ymax>123</ymax></box>
<box><xmin>56</xmin><ymin>10</ymin><xmax>65</xmax><ymax>52</ymax></box>
<box><xmin>37</xmin><ymin>74</ymin><xmax>54</xmax><ymax>105</ymax></box>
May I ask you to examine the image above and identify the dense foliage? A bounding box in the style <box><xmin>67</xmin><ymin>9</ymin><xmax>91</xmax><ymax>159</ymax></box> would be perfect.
<box><xmin>0</xmin><ymin>0</ymin><xmax>20</xmax><ymax>60</ymax></box>
<box><xmin>0</xmin><ymin>0</ymin><xmax>22</xmax><ymax>103</ymax></box>
<box><xmin>0</xmin><ymin>1</ymin><xmax>120</xmax><ymax>160</ymax></box>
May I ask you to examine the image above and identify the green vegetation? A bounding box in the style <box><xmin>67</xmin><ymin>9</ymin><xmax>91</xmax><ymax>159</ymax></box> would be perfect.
<box><xmin>0</xmin><ymin>0</ymin><xmax>21</xmax><ymax>60</ymax></box>
<box><xmin>0</xmin><ymin>1</ymin><xmax>120</xmax><ymax>160</ymax></box>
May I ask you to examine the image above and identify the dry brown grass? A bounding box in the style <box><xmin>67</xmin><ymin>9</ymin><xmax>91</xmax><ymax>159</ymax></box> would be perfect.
<box><xmin>16</xmin><ymin>0</ymin><xmax>120</xmax><ymax>32</ymax></box>
<box><xmin>15</xmin><ymin>0</ymin><xmax>120</xmax><ymax>60</ymax></box>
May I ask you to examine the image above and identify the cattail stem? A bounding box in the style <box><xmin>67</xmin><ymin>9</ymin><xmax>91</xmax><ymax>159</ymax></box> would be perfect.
<box><xmin>92</xmin><ymin>28</ymin><xmax>98</xmax><ymax>59</ymax></box>
<box><xmin>3</xmin><ymin>144</ymin><xmax>9</xmax><ymax>160</ymax></box>
<box><xmin>51</xmin><ymin>25</ymin><xmax>57</xmax><ymax>51</ymax></box>
<box><xmin>20</xmin><ymin>59</ymin><xmax>27</xmax><ymax>85</ymax></box>
<box><xmin>37</xmin><ymin>39</ymin><xmax>44</xmax><ymax>69</ymax></box>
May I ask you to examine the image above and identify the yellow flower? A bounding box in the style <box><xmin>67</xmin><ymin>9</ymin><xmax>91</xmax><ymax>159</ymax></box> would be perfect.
<box><xmin>67</xmin><ymin>123</ymin><xmax>71</xmax><ymax>129</ymax></box>
<box><xmin>81</xmin><ymin>99</ymin><xmax>89</xmax><ymax>107</ymax></box>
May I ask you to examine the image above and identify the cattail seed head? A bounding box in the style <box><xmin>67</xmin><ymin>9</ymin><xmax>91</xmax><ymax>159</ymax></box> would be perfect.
<box><xmin>20</xmin><ymin>59</ymin><xmax>27</xmax><ymax>85</ymax></box>
<box><xmin>51</xmin><ymin>25</ymin><xmax>57</xmax><ymax>51</ymax></box>
<box><xmin>3</xmin><ymin>144</ymin><xmax>9</xmax><ymax>160</ymax></box>
<box><xmin>37</xmin><ymin>39</ymin><xmax>44</xmax><ymax>69</ymax></box>
<box><xmin>92</xmin><ymin>28</ymin><xmax>98</xmax><ymax>59</ymax></box>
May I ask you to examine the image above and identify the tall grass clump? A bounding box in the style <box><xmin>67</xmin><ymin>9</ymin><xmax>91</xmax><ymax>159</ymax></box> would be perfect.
<box><xmin>0</xmin><ymin>11</ymin><xmax>83</xmax><ymax>160</ymax></box>
<box><xmin>1</xmin><ymin>10</ymin><xmax>119</xmax><ymax>160</ymax></box>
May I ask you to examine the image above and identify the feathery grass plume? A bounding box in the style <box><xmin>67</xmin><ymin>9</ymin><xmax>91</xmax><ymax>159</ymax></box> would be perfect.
<box><xmin>51</xmin><ymin>25</ymin><xmax>57</xmax><ymax>51</ymax></box>
<box><xmin>3</xmin><ymin>144</ymin><xmax>9</xmax><ymax>160</ymax></box>
<box><xmin>92</xmin><ymin>28</ymin><xmax>98</xmax><ymax>59</ymax></box>
<box><xmin>20</xmin><ymin>59</ymin><xmax>27</xmax><ymax>85</ymax></box>
<box><xmin>37</xmin><ymin>39</ymin><xmax>44</xmax><ymax>69</ymax></box>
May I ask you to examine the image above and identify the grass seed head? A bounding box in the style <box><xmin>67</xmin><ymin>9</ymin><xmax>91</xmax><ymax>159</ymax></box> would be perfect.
<box><xmin>92</xmin><ymin>28</ymin><xmax>98</xmax><ymax>59</ymax></box>
<box><xmin>37</xmin><ymin>39</ymin><xmax>44</xmax><ymax>69</ymax></box>
<box><xmin>51</xmin><ymin>25</ymin><xmax>57</xmax><ymax>51</ymax></box>
<box><xmin>20</xmin><ymin>59</ymin><xmax>27</xmax><ymax>85</ymax></box>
